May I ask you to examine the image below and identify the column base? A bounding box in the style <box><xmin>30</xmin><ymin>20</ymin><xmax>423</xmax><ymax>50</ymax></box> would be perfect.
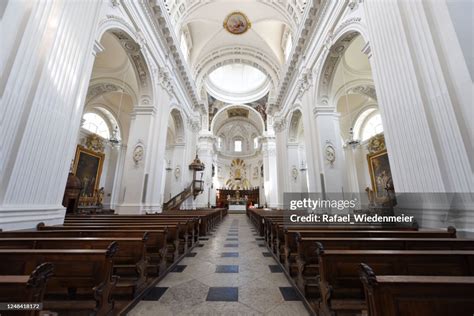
<box><xmin>0</xmin><ymin>205</ymin><xmax>66</xmax><ymax>231</ymax></box>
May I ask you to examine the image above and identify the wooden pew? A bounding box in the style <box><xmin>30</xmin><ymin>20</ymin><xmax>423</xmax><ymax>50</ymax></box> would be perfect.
<box><xmin>0</xmin><ymin>243</ymin><xmax>119</xmax><ymax>316</ymax></box>
<box><xmin>38</xmin><ymin>222</ymin><xmax>188</xmax><ymax>259</ymax></box>
<box><xmin>360</xmin><ymin>263</ymin><xmax>474</xmax><ymax>316</ymax></box>
<box><xmin>67</xmin><ymin>207</ymin><xmax>227</xmax><ymax>236</ymax></box>
<box><xmin>283</xmin><ymin>227</ymin><xmax>457</xmax><ymax>277</ymax></box>
<box><xmin>264</xmin><ymin>222</ymin><xmax>416</xmax><ymax>262</ymax></box>
<box><xmin>0</xmin><ymin>262</ymin><xmax>54</xmax><ymax>316</ymax></box>
<box><xmin>0</xmin><ymin>230</ymin><xmax>170</xmax><ymax>276</ymax></box>
<box><xmin>315</xmin><ymin>245</ymin><xmax>474</xmax><ymax>316</ymax></box>
<box><xmin>63</xmin><ymin>215</ymin><xmax>199</xmax><ymax>243</ymax></box>
<box><xmin>295</xmin><ymin>236</ymin><xmax>474</xmax><ymax>299</ymax></box>
<box><xmin>63</xmin><ymin>217</ymin><xmax>199</xmax><ymax>246</ymax></box>
<box><xmin>0</xmin><ymin>237</ymin><xmax>149</xmax><ymax>298</ymax></box>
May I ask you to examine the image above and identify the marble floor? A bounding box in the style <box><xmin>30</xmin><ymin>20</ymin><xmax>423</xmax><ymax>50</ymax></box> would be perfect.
<box><xmin>128</xmin><ymin>214</ymin><xmax>310</xmax><ymax>316</ymax></box>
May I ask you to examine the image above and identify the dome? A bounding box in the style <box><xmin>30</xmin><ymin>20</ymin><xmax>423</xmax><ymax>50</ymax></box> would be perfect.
<box><xmin>205</xmin><ymin>63</ymin><xmax>270</xmax><ymax>103</ymax></box>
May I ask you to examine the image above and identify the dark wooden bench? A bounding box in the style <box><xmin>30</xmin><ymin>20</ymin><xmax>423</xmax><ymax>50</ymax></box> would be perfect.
<box><xmin>360</xmin><ymin>263</ymin><xmax>474</xmax><ymax>316</ymax></box>
<box><xmin>0</xmin><ymin>229</ymin><xmax>170</xmax><ymax>276</ymax></box>
<box><xmin>0</xmin><ymin>262</ymin><xmax>54</xmax><ymax>316</ymax></box>
<box><xmin>64</xmin><ymin>217</ymin><xmax>200</xmax><ymax>245</ymax></box>
<box><xmin>0</xmin><ymin>237</ymin><xmax>149</xmax><ymax>298</ymax></box>
<box><xmin>295</xmin><ymin>236</ymin><xmax>474</xmax><ymax>299</ymax></box>
<box><xmin>268</xmin><ymin>223</ymin><xmax>417</xmax><ymax>262</ymax></box>
<box><xmin>283</xmin><ymin>227</ymin><xmax>457</xmax><ymax>277</ymax></box>
<box><xmin>0</xmin><ymin>243</ymin><xmax>119</xmax><ymax>316</ymax></box>
<box><xmin>316</xmin><ymin>246</ymin><xmax>474</xmax><ymax>316</ymax></box>
<box><xmin>38</xmin><ymin>222</ymin><xmax>189</xmax><ymax>258</ymax></box>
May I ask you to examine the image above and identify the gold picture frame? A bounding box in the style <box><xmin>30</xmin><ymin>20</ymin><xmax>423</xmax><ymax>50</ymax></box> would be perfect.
<box><xmin>367</xmin><ymin>149</ymin><xmax>393</xmax><ymax>198</ymax></box>
<box><xmin>72</xmin><ymin>145</ymin><xmax>104</xmax><ymax>197</ymax></box>
<box><xmin>223</xmin><ymin>11</ymin><xmax>251</xmax><ymax>35</ymax></box>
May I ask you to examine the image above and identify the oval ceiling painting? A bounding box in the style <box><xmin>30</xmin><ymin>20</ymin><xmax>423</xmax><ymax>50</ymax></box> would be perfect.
<box><xmin>223</xmin><ymin>12</ymin><xmax>251</xmax><ymax>35</ymax></box>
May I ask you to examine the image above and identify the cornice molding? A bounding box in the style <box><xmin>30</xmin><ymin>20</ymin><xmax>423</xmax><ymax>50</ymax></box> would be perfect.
<box><xmin>131</xmin><ymin>105</ymin><xmax>156</xmax><ymax>117</ymax></box>
<box><xmin>274</xmin><ymin>0</ymin><xmax>329</xmax><ymax>110</ymax></box>
<box><xmin>140</xmin><ymin>1</ymin><xmax>200</xmax><ymax>109</ymax></box>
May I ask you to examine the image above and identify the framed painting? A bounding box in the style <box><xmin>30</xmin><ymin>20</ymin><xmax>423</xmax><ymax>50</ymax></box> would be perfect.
<box><xmin>72</xmin><ymin>145</ymin><xmax>104</xmax><ymax>197</ymax></box>
<box><xmin>367</xmin><ymin>149</ymin><xmax>394</xmax><ymax>198</ymax></box>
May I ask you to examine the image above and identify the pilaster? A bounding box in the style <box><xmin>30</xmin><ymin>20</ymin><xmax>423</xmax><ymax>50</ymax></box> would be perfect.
<box><xmin>0</xmin><ymin>0</ymin><xmax>104</xmax><ymax>230</ymax></box>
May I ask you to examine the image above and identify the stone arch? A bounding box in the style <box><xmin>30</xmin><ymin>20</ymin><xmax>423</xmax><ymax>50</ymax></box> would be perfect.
<box><xmin>169</xmin><ymin>108</ymin><xmax>186</xmax><ymax>144</ymax></box>
<box><xmin>86</xmin><ymin>78</ymin><xmax>138</xmax><ymax>105</ymax></box>
<box><xmin>314</xmin><ymin>25</ymin><xmax>370</xmax><ymax>107</ymax></box>
<box><xmin>331</xmin><ymin>78</ymin><xmax>377</xmax><ymax>106</ymax></box>
<box><xmin>287</xmin><ymin>109</ymin><xmax>303</xmax><ymax>143</ymax></box>
<box><xmin>194</xmin><ymin>46</ymin><xmax>280</xmax><ymax>100</ymax></box>
<box><xmin>210</xmin><ymin>105</ymin><xmax>265</xmax><ymax>135</ymax></box>
<box><xmin>96</xmin><ymin>19</ymin><xmax>154</xmax><ymax>106</ymax></box>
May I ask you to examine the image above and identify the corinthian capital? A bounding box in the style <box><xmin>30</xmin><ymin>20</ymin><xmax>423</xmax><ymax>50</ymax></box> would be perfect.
<box><xmin>156</xmin><ymin>66</ymin><xmax>175</xmax><ymax>96</ymax></box>
<box><xmin>296</xmin><ymin>71</ymin><xmax>313</xmax><ymax>100</ymax></box>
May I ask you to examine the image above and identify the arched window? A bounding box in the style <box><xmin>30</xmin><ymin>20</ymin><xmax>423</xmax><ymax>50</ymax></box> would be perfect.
<box><xmin>234</xmin><ymin>140</ymin><xmax>242</xmax><ymax>152</ymax></box>
<box><xmin>361</xmin><ymin>114</ymin><xmax>383</xmax><ymax>141</ymax></box>
<box><xmin>180</xmin><ymin>33</ymin><xmax>189</xmax><ymax>61</ymax></box>
<box><xmin>353</xmin><ymin>108</ymin><xmax>384</xmax><ymax>142</ymax></box>
<box><xmin>82</xmin><ymin>113</ymin><xmax>110</xmax><ymax>139</ymax></box>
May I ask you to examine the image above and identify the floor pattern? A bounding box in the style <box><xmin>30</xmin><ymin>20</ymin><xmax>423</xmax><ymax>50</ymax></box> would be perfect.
<box><xmin>128</xmin><ymin>214</ymin><xmax>309</xmax><ymax>315</ymax></box>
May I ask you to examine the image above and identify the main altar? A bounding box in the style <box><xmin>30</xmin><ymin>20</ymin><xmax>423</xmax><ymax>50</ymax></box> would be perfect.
<box><xmin>227</xmin><ymin>190</ymin><xmax>247</xmax><ymax>212</ymax></box>
<box><xmin>216</xmin><ymin>188</ymin><xmax>259</xmax><ymax>213</ymax></box>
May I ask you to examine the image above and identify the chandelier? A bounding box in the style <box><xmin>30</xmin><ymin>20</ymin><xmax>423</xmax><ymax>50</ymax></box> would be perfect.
<box><xmin>109</xmin><ymin>125</ymin><xmax>120</xmax><ymax>146</ymax></box>
<box><xmin>345</xmin><ymin>127</ymin><xmax>360</xmax><ymax>149</ymax></box>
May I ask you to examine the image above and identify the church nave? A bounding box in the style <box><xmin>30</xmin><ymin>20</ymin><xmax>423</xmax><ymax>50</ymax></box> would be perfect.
<box><xmin>129</xmin><ymin>214</ymin><xmax>309</xmax><ymax>316</ymax></box>
<box><xmin>1</xmin><ymin>0</ymin><xmax>473</xmax><ymax>315</ymax></box>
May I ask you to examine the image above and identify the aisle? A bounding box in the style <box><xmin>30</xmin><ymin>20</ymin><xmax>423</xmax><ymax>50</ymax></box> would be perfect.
<box><xmin>129</xmin><ymin>214</ymin><xmax>309</xmax><ymax>315</ymax></box>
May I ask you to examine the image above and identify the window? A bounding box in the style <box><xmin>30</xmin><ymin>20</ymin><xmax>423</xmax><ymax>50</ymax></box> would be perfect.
<box><xmin>217</xmin><ymin>137</ymin><xmax>222</xmax><ymax>149</ymax></box>
<box><xmin>254</xmin><ymin>137</ymin><xmax>258</xmax><ymax>149</ymax></box>
<box><xmin>353</xmin><ymin>108</ymin><xmax>384</xmax><ymax>142</ymax></box>
<box><xmin>284</xmin><ymin>34</ymin><xmax>293</xmax><ymax>61</ymax></box>
<box><xmin>234</xmin><ymin>140</ymin><xmax>242</xmax><ymax>152</ymax></box>
<box><xmin>180</xmin><ymin>33</ymin><xmax>189</xmax><ymax>61</ymax></box>
<box><xmin>82</xmin><ymin>113</ymin><xmax>110</xmax><ymax>139</ymax></box>
<box><xmin>361</xmin><ymin>113</ymin><xmax>383</xmax><ymax>141</ymax></box>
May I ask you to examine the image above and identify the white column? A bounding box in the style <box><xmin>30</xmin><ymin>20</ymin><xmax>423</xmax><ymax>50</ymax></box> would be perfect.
<box><xmin>110</xmin><ymin>144</ymin><xmax>127</xmax><ymax>209</ymax></box>
<box><xmin>312</xmin><ymin>108</ymin><xmax>346</xmax><ymax>195</ymax></box>
<box><xmin>116</xmin><ymin>106</ymin><xmax>156</xmax><ymax>214</ymax></box>
<box><xmin>195</xmin><ymin>132</ymin><xmax>215</xmax><ymax>208</ymax></box>
<box><xmin>397</xmin><ymin>0</ymin><xmax>472</xmax><ymax>194</ymax></box>
<box><xmin>286</xmin><ymin>143</ymin><xmax>300</xmax><ymax>192</ymax></box>
<box><xmin>261</xmin><ymin>135</ymin><xmax>279</xmax><ymax>208</ymax></box>
<box><xmin>364</xmin><ymin>0</ymin><xmax>473</xmax><ymax>231</ymax></box>
<box><xmin>364</xmin><ymin>0</ymin><xmax>445</xmax><ymax>193</ymax></box>
<box><xmin>274</xmin><ymin>128</ymin><xmax>289</xmax><ymax>197</ymax></box>
<box><xmin>0</xmin><ymin>0</ymin><xmax>104</xmax><ymax>230</ymax></box>
<box><xmin>300</xmin><ymin>88</ymin><xmax>321</xmax><ymax>192</ymax></box>
<box><xmin>169</xmin><ymin>143</ymin><xmax>186</xmax><ymax>198</ymax></box>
